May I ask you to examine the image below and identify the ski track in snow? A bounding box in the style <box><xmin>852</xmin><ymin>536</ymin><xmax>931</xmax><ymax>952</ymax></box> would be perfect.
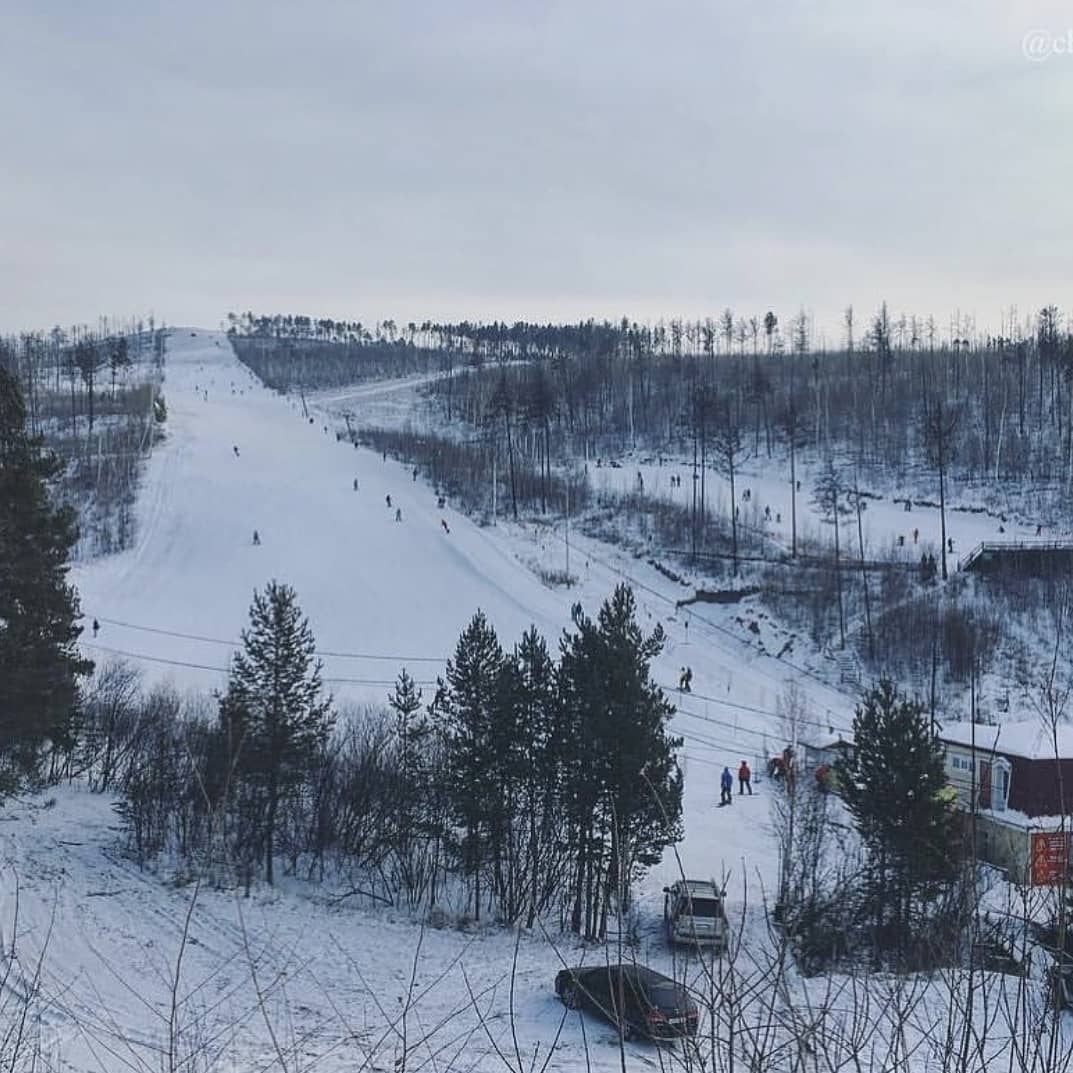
<box><xmin>14</xmin><ymin>328</ymin><xmax>1049</xmax><ymax>1070</ymax></box>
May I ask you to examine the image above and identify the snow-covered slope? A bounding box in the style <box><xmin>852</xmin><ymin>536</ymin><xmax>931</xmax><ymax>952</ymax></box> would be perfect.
<box><xmin>33</xmin><ymin>329</ymin><xmax>868</xmax><ymax>1069</ymax></box>
<box><xmin>8</xmin><ymin>329</ymin><xmax>1065</xmax><ymax>1071</ymax></box>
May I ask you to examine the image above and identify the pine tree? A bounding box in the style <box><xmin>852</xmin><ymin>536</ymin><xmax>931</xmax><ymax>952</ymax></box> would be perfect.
<box><xmin>0</xmin><ymin>366</ymin><xmax>92</xmax><ymax>794</ymax></box>
<box><xmin>836</xmin><ymin>679</ymin><xmax>956</xmax><ymax>955</ymax></box>
<box><xmin>558</xmin><ymin>584</ymin><xmax>683</xmax><ymax>939</ymax></box>
<box><xmin>387</xmin><ymin>667</ymin><xmax>440</xmax><ymax>907</ymax></box>
<box><xmin>220</xmin><ymin>581</ymin><xmax>333</xmax><ymax>884</ymax></box>
<box><xmin>512</xmin><ymin>627</ymin><xmax>564</xmax><ymax>926</ymax></box>
<box><xmin>433</xmin><ymin>609</ymin><xmax>505</xmax><ymax>919</ymax></box>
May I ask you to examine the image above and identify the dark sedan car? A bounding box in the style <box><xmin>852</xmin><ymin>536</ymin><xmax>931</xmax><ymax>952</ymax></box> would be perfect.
<box><xmin>555</xmin><ymin>963</ymin><xmax>699</xmax><ymax>1041</ymax></box>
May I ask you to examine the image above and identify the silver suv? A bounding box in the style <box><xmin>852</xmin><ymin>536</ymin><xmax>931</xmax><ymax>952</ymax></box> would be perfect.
<box><xmin>663</xmin><ymin>879</ymin><xmax>728</xmax><ymax>951</ymax></box>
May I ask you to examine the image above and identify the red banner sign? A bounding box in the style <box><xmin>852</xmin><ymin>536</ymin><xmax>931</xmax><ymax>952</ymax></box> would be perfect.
<box><xmin>1031</xmin><ymin>831</ymin><xmax>1069</xmax><ymax>886</ymax></box>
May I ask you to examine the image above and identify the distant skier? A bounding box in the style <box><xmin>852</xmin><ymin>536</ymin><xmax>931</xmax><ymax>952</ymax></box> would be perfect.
<box><xmin>738</xmin><ymin>760</ymin><xmax>752</xmax><ymax>796</ymax></box>
<box><xmin>395</xmin><ymin>508</ymin><xmax>403</xmax><ymax>522</ymax></box>
<box><xmin>353</xmin><ymin>478</ymin><xmax>359</xmax><ymax>491</ymax></box>
<box><xmin>678</xmin><ymin>666</ymin><xmax>693</xmax><ymax>693</ymax></box>
<box><xmin>233</xmin><ymin>445</ymin><xmax>240</xmax><ymax>457</ymax></box>
<box><xmin>913</xmin><ymin>527</ymin><xmax>918</xmax><ymax>544</ymax></box>
<box><xmin>412</xmin><ymin>467</ymin><xmax>418</xmax><ymax>482</ymax></box>
<box><xmin>1037</xmin><ymin>524</ymin><xmax>1044</xmax><ymax>536</ymax></box>
<box><xmin>252</xmin><ymin>530</ymin><xmax>261</xmax><ymax>546</ymax></box>
<box><xmin>441</xmin><ymin>518</ymin><xmax>450</xmax><ymax>534</ymax></box>
<box><xmin>947</xmin><ymin>537</ymin><xmax>954</xmax><ymax>554</ymax></box>
<box><xmin>720</xmin><ymin>767</ymin><xmax>734</xmax><ymax>807</ymax></box>
<box><xmin>386</xmin><ymin>494</ymin><xmax>392</xmax><ymax>508</ymax></box>
<box><xmin>92</xmin><ymin>618</ymin><xmax>100</xmax><ymax>638</ymax></box>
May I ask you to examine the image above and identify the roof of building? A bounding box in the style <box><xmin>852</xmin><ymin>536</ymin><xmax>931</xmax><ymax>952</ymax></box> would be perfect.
<box><xmin>939</xmin><ymin>719</ymin><xmax>1073</xmax><ymax>761</ymax></box>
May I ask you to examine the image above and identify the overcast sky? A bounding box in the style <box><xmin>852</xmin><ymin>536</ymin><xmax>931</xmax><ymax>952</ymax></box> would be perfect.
<box><xmin>2</xmin><ymin>0</ymin><xmax>1071</xmax><ymax>340</ymax></box>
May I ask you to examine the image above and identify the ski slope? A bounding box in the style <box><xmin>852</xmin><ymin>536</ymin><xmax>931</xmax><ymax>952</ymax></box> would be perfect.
<box><xmin>7</xmin><ymin>329</ymin><xmax>1065</xmax><ymax>1070</ymax></box>
<box><xmin>26</xmin><ymin>329</ymin><xmax>865</xmax><ymax>1070</ymax></box>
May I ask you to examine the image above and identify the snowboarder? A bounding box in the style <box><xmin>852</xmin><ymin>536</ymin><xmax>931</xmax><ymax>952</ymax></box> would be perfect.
<box><xmin>233</xmin><ymin>445</ymin><xmax>240</xmax><ymax>457</ymax></box>
<box><xmin>395</xmin><ymin>508</ymin><xmax>403</xmax><ymax>522</ymax></box>
<box><xmin>441</xmin><ymin>518</ymin><xmax>450</xmax><ymax>534</ymax></box>
<box><xmin>252</xmin><ymin>530</ymin><xmax>261</xmax><ymax>545</ymax></box>
<box><xmin>92</xmin><ymin>618</ymin><xmax>100</xmax><ymax>638</ymax></box>
<box><xmin>386</xmin><ymin>494</ymin><xmax>392</xmax><ymax>508</ymax></box>
<box><xmin>738</xmin><ymin>760</ymin><xmax>752</xmax><ymax>795</ymax></box>
<box><xmin>720</xmin><ymin>767</ymin><xmax>734</xmax><ymax>806</ymax></box>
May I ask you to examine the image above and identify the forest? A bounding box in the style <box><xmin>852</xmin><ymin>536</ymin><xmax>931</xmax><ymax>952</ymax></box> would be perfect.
<box><xmin>0</xmin><ymin>318</ymin><xmax>168</xmax><ymax>556</ymax></box>
<box><xmin>229</xmin><ymin>304</ymin><xmax>1073</xmax><ymax>719</ymax></box>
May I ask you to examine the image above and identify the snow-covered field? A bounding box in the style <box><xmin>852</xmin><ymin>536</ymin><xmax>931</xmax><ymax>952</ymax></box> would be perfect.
<box><xmin>3</xmin><ymin>329</ymin><xmax>1063</xmax><ymax>1070</ymax></box>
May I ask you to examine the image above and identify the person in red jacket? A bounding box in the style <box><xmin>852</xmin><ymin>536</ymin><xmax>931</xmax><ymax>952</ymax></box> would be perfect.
<box><xmin>738</xmin><ymin>760</ymin><xmax>752</xmax><ymax>795</ymax></box>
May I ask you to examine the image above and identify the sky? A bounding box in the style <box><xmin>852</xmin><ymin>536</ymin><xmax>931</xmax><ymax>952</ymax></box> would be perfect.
<box><xmin>1</xmin><ymin>0</ymin><xmax>1071</xmax><ymax>341</ymax></box>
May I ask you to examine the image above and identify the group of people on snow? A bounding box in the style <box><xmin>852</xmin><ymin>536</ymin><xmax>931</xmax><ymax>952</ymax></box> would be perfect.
<box><xmin>719</xmin><ymin>761</ymin><xmax>752</xmax><ymax>806</ymax></box>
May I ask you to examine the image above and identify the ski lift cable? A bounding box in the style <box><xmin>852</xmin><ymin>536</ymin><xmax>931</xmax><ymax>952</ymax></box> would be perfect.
<box><xmin>79</xmin><ymin>642</ymin><xmax>439</xmax><ymax>687</ymax></box>
<box><xmin>90</xmin><ymin>615</ymin><xmax>447</xmax><ymax>663</ymax></box>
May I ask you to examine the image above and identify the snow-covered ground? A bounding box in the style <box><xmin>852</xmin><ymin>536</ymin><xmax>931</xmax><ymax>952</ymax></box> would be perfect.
<box><xmin>2</xmin><ymin>328</ymin><xmax>1058</xmax><ymax>1070</ymax></box>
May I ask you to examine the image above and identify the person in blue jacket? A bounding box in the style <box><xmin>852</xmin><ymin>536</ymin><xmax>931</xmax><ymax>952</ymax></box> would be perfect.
<box><xmin>720</xmin><ymin>767</ymin><xmax>734</xmax><ymax>806</ymax></box>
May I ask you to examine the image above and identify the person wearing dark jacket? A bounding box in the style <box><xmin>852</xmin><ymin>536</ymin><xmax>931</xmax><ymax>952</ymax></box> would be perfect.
<box><xmin>720</xmin><ymin>767</ymin><xmax>734</xmax><ymax>806</ymax></box>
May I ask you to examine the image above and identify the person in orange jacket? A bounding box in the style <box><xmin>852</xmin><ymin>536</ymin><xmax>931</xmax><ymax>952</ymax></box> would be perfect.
<box><xmin>738</xmin><ymin>760</ymin><xmax>752</xmax><ymax>795</ymax></box>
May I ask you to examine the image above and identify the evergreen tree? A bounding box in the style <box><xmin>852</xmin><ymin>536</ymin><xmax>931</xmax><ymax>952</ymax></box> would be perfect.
<box><xmin>512</xmin><ymin>626</ymin><xmax>565</xmax><ymax>926</ymax></box>
<box><xmin>389</xmin><ymin>667</ymin><xmax>427</xmax><ymax>779</ymax></box>
<box><xmin>0</xmin><ymin>366</ymin><xmax>92</xmax><ymax>794</ymax></box>
<box><xmin>387</xmin><ymin>668</ymin><xmax>440</xmax><ymax>907</ymax></box>
<box><xmin>558</xmin><ymin>584</ymin><xmax>683</xmax><ymax>939</ymax></box>
<box><xmin>433</xmin><ymin>609</ymin><xmax>505</xmax><ymax>919</ymax></box>
<box><xmin>836</xmin><ymin>679</ymin><xmax>956</xmax><ymax>954</ymax></box>
<box><xmin>220</xmin><ymin>581</ymin><xmax>333</xmax><ymax>884</ymax></box>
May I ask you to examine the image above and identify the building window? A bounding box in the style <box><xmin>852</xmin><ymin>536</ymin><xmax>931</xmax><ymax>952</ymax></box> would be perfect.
<box><xmin>993</xmin><ymin>759</ymin><xmax>1011</xmax><ymax>812</ymax></box>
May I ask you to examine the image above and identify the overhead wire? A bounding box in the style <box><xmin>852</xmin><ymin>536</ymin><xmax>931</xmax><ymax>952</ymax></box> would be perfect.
<box><xmin>79</xmin><ymin>642</ymin><xmax>439</xmax><ymax>687</ymax></box>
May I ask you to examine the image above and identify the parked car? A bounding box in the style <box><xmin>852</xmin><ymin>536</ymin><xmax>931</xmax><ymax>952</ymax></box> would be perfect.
<box><xmin>663</xmin><ymin>878</ymin><xmax>728</xmax><ymax>950</ymax></box>
<box><xmin>554</xmin><ymin>963</ymin><xmax>699</xmax><ymax>1041</ymax></box>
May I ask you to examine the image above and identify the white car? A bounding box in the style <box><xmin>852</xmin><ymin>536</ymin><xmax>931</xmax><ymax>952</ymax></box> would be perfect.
<box><xmin>663</xmin><ymin>879</ymin><xmax>728</xmax><ymax>951</ymax></box>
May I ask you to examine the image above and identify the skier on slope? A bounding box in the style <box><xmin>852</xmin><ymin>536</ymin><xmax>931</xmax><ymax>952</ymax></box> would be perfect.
<box><xmin>386</xmin><ymin>494</ymin><xmax>392</xmax><ymax>508</ymax></box>
<box><xmin>720</xmin><ymin>767</ymin><xmax>734</xmax><ymax>807</ymax></box>
<box><xmin>353</xmin><ymin>478</ymin><xmax>359</xmax><ymax>491</ymax></box>
<box><xmin>252</xmin><ymin>530</ymin><xmax>261</xmax><ymax>545</ymax></box>
<box><xmin>92</xmin><ymin>618</ymin><xmax>100</xmax><ymax>638</ymax></box>
<box><xmin>738</xmin><ymin>760</ymin><xmax>752</xmax><ymax>796</ymax></box>
<box><xmin>395</xmin><ymin>508</ymin><xmax>403</xmax><ymax>522</ymax></box>
<box><xmin>441</xmin><ymin>518</ymin><xmax>450</xmax><ymax>534</ymax></box>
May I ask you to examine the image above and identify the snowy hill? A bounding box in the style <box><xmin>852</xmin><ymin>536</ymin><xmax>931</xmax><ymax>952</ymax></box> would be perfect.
<box><xmin>2</xmin><ymin>328</ymin><xmax>1066</xmax><ymax>1071</ymax></box>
